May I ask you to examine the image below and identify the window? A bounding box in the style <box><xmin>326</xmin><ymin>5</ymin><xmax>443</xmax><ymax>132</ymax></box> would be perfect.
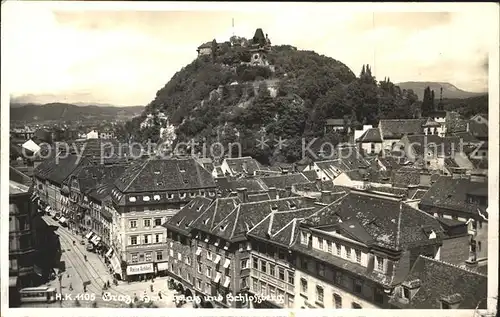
<box><xmin>288</xmin><ymin>295</ymin><xmax>294</xmax><ymax>308</ymax></box>
<box><xmin>345</xmin><ymin>247</ymin><xmax>352</xmax><ymax>259</ymax></box>
<box><xmin>145</xmin><ymin>252</ymin><xmax>152</xmax><ymax>262</ymax></box>
<box><xmin>144</xmin><ymin>235</ymin><xmax>150</xmax><ymax>244</ymax></box>
<box><xmin>207</xmin><ymin>251</ymin><xmax>212</xmax><ymax>260</ymax></box>
<box><xmin>318</xmin><ymin>238</ymin><xmax>324</xmax><ymax>250</ymax></box>
<box><xmin>287</xmin><ymin>271</ymin><xmax>294</xmax><ymax>284</ymax></box>
<box><xmin>353</xmin><ymin>279</ymin><xmax>362</xmax><ymax>293</ymax></box>
<box><xmin>241</xmin><ymin>259</ymin><xmax>249</xmax><ymax>269</ymax></box>
<box><xmin>371</xmin><ymin>143</ymin><xmax>375</xmax><ymax>153</ymax></box>
<box><xmin>352</xmin><ymin>302</ymin><xmax>362</xmax><ymax>309</ymax></box>
<box><xmin>301</xmin><ymin>257</ymin><xmax>308</xmax><ymax>270</ymax></box>
<box><xmin>155</xmin><ymin>234</ymin><xmax>162</xmax><ymax>243</ymax></box>
<box><xmin>355</xmin><ymin>250</ymin><xmax>361</xmax><ymax>263</ymax></box>
<box><xmin>131</xmin><ymin>253</ymin><xmax>138</xmax><ymax>263</ymax></box>
<box><xmin>336</xmin><ymin>244</ymin><xmax>341</xmax><ymax>255</ymax></box>
<box><xmin>269</xmin><ymin>263</ymin><xmax>275</xmax><ymax>276</ymax></box>
<box><xmin>376</xmin><ymin>256</ymin><xmax>384</xmax><ymax>271</ymax></box>
<box><xmin>177</xmin><ymin>253</ymin><xmax>182</xmax><ymax>261</ymax></box>
<box><xmin>278</xmin><ymin>249</ymin><xmax>286</xmax><ymax>260</ymax></box>
<box><xmin>478</xmin><ymin>241</ymin><xmax>482</xmax><ymax>251</ymax></box>
<box><xmin>375</xmin><ymin>288</ymin><xmax>384</xmax><ymax>304</ymax></box>
<box><xmin>186</xmin><ymin>256</ymin><xmax>191</xmax><ymax>265</ymax></box>
<box><xmin>252</xmin><ymin>278</ymin><xmax>258</xmax><ymax>291</ymax></box>
<box><xmin>206</xmin><ymin>267</ymin><xmax>212</xmax><ymax>278</ymax></box>
<box><xmin>333</xmin><ymin>294</ymin><xmax>342</xmax><ymax>308</ymax></box>
<box><xmin>130</xmin><ymin>220</ymin><xmax>137</xmax><ymax>228</ymax></box>
<box><xmin>261</xmin><ymin>282</ymin><xmax>267</xmax><ymax>296</ymax></box>
<box><xmin>269</xmin><ymin>285</ymin><xmax>276</xmax><ymax>298</ymax></box>
<box><xmin>402</xmin><ymin>287</ymin><xmax>410</xmax><ymax>299</ymax></box>
<box><xmin>317</xmin><ymin>263</ymin><xmax>325</xmax><ymax>277</ymax></box>
<box><xmin>279</xmin><ymin>268</ymin><xmax>285</xmax><ymax>281</ymax></box>
<box><xmin>327</xmin><ymin>242</ymin><xmax>332</xmax><ymax>253</ymax></box>
<box><xmin>197</xmin><ymin>279</ymin><xmax>202</xmax><ymax>290</ymax></box>
<box><xmin>316</xmin><ymin>286</ymin><xmax>324</xmax><ymax>303</ymax></box>
<box><xmin>154</xmin><ymin>218</ymin><xmax>162</xmax><ymax>226</ymax></box>
<box><xmin>197</xmin><ymin>263</ymin><xmax>202</xmax><ymax>274</ymax></box>
<box><xmin>334</xmin><ymin>271</ymin><xmax>343</xmax><ymax>285</ymax></box>
<box><xmin>260</xmin><ymin>260</ymin><xmax>267</xmax><ymax>273</ymax></box>
<box><xmin>139</xmin><ymin>254</ymin><xmax>144</xmax><ymax>262</ymax></box>
<box><xmin>130</xmin><ymin>236</ymin><xmax>138</xmax><ymax>245</ymax></box>
<box><xmin>253</xmin><ymin>258</ymin><xmax>259</xmax><ymax>269</ymax></box>
<box><xmin>156</xmin><ymin>251</ymin><xmax>163</xmax><ymax>261</ymax></box>
<box><xmin>300</xmin><ymin>278</ymin><xmax>308</xmax><ymax>293</ymax></box>
<box><xmin>300</xmin><ymin>231</ymin><xmax>308</xmax><ymax>245</ymax></box>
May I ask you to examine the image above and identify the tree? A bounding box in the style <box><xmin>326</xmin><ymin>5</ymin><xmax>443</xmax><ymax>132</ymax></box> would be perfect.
<box><xmin>421</xmin><ymin>86</ymin><xmax>435</xmax><ymax>117</ymax></box>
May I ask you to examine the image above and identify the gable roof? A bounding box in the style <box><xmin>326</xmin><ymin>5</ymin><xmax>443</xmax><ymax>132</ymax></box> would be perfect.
<box><xmin>391</xmin><ymin>167</ymin><xmax>421</xmax><ymax>187</ymax></box>
<box><xmin>10</xmin><ymin>166</ymin><xmax>33</xmax><ymax>187</ymax></box>
<box><xmin>33</xmin><ymin>155</ymin><xmax>93</xmax><ymax>186</ymax></box>
<box><xmin>390</xmin><ymin>255</ymin><xmax>487</xmax><ymax>309</ymax></box>
<box><xmin>247</xmin><ymin>208</ymin><xmax>318</xmax><ymax>247</ymax></box>
<box><xmin>114</xmin><ymin>158</ymin><xmax>216</xmax><ymax>193</ymax></box>
<box><xmin>357</xmin><ymin>128</ymin><xmax>382</xmax><ymax>142</ymax></box>
<box><xmin>303</xmin><ymin>191</ymin><xmax>444</xmax><ymax>251</ymax></box>
<box><xmin>259</xmin><ymin>173</ymin><xmax>309</xmax><ymax>189</ymax></box>
<box><xmin>377</xmin><ymin>156</ymin><xmax>402</xmax><ymax>170</ymax></box>
<box><xmin>216</xmin><ymin>177</ymin><xmax>268</xmax><ymax>194</ymax></box>
<box><xmin>302</xmin><ymin>170</ymin><xmax>318</xmax><ymax>182</ymax></box>
<box><xmin>165</xmin><ymin>196</ymin><xmax>215</xmax><ymax>235</ymax></box>
<box><xmin>467</xmin><ymin>120</ymin><xmax>488</xmax><ymax>139</ymax></box>
<box><xmin>86</xmin><ymin>165</ymin><xmax>128</xmax><ymax>201</ymax></box>
<box><xmin>419</xmin><ymin>176</ymin><xmax>488</xmax><ymax>216</ymax></box>
<box><xmin>379</xmin><ymin>119</ymin><xmax>427</xmax><ymax>139</ymax></box>
<box><xmin>224</xmin><ymin>157</ymin><xmax>262</xmax><ymax>175</ymax></box>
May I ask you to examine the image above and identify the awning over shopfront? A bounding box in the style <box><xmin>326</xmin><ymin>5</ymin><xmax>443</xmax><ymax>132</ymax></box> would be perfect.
<box><xmin>91</xmin><ymin>235</ymin><xmax>101</xmax><ymax>245</ymax></box>
<box><xmin>58</xmin><ymin>217</ymin><xmax>67</xmax><ymax>224</ymax></box>
<box><xmin>214</xmin><ymin>272</ymin><xmax>222</xmax><ymax>283</ymax></box>
<box><xmin>110</xmin><ymin>254</ymin><xmax>122</xmax><ymax>276</ymax></box>
<box><xmin>105</xmin><ymin>249</ymin><xmax>113</xmax><ymax>258</ymax></box>
<box><xmin>45</xmin><ymin>206</ymin><xmax>51</xmax><ymax>212</ymax></box>
<box><xmin>9</xmin><ymin>276</ymin><xmax>18</xmax><ymax>288</ymax></box>
<box><xmin>195</xmin><ymin>248</ymin><xmax>202</xmax><ymax>256</ymax></box>
<box><xmin>223</xmin><ymin>276</ymin><xmax>230</xmax><ymax>288</ymax></box>
<box><xmin>223</xmin><ymin>258</ymin><xmax>230</xmax><ymax>268</ymax></box>
<box><xmin>214</xmin><ymin>255</ymin><xmax>221</xmax><ymax>264</ymax></box>
<box><xmin>86</xmin><ymin>232</ymin><xmax>94</xmax><ymax>239</ymax></box>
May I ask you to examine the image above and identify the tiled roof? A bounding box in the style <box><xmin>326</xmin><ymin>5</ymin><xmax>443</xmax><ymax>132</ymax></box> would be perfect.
<box><xmin>468</xmin><ymin>120</ymin><xmax>488</xmax><ymax>139</ymax></box>
<box><xmin>10</xmin><ymin>166</ymin><xmax>33</xmax><ymax>187</ymax></box>
<box><xmin>449</xmin><ymin>131</ymin><xmax>480</xmax><ymax>144</ymax></box>
<box><xmin>357</xmin><ymin>128</ymin><xmax>382</xmax><ymax>142</ymax></box>
<box><xmin>315</xmin><ymin>159</ymin><xmax>350</xmax><ymax>179</ymax></box>
<box><xmin>390</xmin><ymin>255</ymin><xmax>487</xmax><ymax>309</ymax></box>
<box><xmin>87</xmin><ymin>165</ymin><xmax>128</xmax><ymax>201</ymax></box>
<box><xmin>78</xmin><ymin>139</ymin><xmax>139</xmax><ymax>163</ymax></box>
<box><xmin>444</xmin><ymin>158</ymin><xmax>460</xmax><ymax>168</ymax></box>
<box><xmin>344</xmin><ymin>169</ymin><xmax>391</xmax><ymax>184</ymax></box>
<box><xmin>379</xmin><ymin>119</ymin><xmax>427</xmax><ymax>139</ymax></box>
<box><xmin>165</xmin><ymin>196</ymin><xmax>215</xmax><ymax>235</ymax></box>
<box><xmin>419</xmin><ymin>176</ymin><xmax>488</xmax><ymax>215</ymax></box>
<box><xmin>259</xmin><ymin>173</ymin><xmax>309</xmax><ymax>189</ymax></box>
<box><xmin>303</xmin><ymin>191</ymin><xmax>444</xmax><ymax>251</ymax></box>
<box><xmin>368</xmin><ymin>186</ymin><xmax>408</xmax><ymax>197</ymax></box>
<box><xmin>224</xmin><ymin>157</ymin><xmax>262</xmax><ymax>175</ymax></box>
<box><xmin>421</xmin><ymin>118</ymin><xmax>441</xmax><ymax>127</ymax></box>
<box><xmin>247</xmin><ymin>208</ymin><xmax>318</xmax><ymax>247</ymax></box>
<box><xmin>197</xmin><ymin>41</ymin><xmax>212</xmax><ymax>49</ymax></box>
<box><xmin>10</xmin><ymin>180</ymin><xmax>31</xmax><ymax>195</ymax></box>
<box><xmin>302</xmin><ymin>170</ymin><xmax>318</xmax><ymax>182</ymax></box>
<box><xmin>411</xmin><ymin>189</ymin><xmax>427</xmax><ymax>200</ymax></box>
<box><xmin>376</xmin><ymin>156</ymin><xmax>402</xmax><ymax>170</ymax></box>
<box><xmin>33</xmin><ymin>154</ymin><xmax>93</xmax><ymax>185</ymax></box>
<box><xmin>469</xmin><ymin>158</ymin><xmax>488</xmax><ymax>170</ymax></box>
<box><xmin>247</xmin><ymin>193</ymin><xmax>271</xmax><ymax>202</ymax></box>
<box><xmin>216</xmin><ymin>177</ymin><xmax>268</xmax><ymax>194</ymax></box>
<box><xmin>391</xmin><ymin>167</ymin><xmax>421</xmax><ymax>187</ymax></box>
<box><xmin>114</xmin><ymin>158</ymin><xmax>216</xmax><ymax>193</ymax></box>
<box><xmin>196</xmin><ymin>196</ymin><xmax>319</xmax><ymax>242</ymax></box>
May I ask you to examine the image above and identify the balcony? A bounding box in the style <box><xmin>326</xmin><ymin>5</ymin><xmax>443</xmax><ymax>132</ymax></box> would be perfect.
<box><xmin>126</xmin><ymin>242</ymin><xmax>167</xmax><ymax>251</ymax></box>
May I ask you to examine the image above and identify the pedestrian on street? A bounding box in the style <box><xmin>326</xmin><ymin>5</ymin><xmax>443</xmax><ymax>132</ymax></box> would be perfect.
<box><xmin>107</xmin><ymin>281</ymin><xmax>110</xmax><ymax>288</ymax></box>
<box><xmin>150</xmin><ymin>284</ymin><xmax>154</xmax><ymax>292</ymax></box>
<box><xmin>69</xmin><ymin>283</ymin><xmax>73</xmax><ymax>291</ymax></box>
<box><xmin>158</xmin><ymin>291</ymin><xmax>162</xmax><ymax>299</ymax></box>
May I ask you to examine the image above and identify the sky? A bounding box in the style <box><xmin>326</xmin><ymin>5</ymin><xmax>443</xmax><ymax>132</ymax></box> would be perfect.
<box><xmin>2</xmin><ymin>2</ymin><xmax>497</xmax><ymax>106</ymax></box>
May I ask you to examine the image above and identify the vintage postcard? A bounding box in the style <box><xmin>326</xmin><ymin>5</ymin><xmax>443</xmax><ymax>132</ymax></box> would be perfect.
<box><xmin>1</xmin><ymin>2</ymin><xmax>498</xmax><ymax>317</ymax></box>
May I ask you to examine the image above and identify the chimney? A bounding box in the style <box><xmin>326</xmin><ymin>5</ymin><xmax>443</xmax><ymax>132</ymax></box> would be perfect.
<box><xmin>321</xmin><ymin>190</ymin><xmax>333</xmax><ymax>204</ymax></box>
<box><xmin>359</xmin><ymin>165</ymin><xmax>368</xmax><ymax>176</ymax></box>
<box><xmin>470</xmin><ymin>173</ymin><xmax>486</xmax><ymax>183</ymax></box>
<box><xmin>268</xmin><ymin>187</ymin><xmax>278</xmax><ymax>200</ymax></box>
<box><xmin>236</xmin><ymin>188</ymin><xmax>248</xmax><ymax>203</ymax></box>
<box><xmin>419</xmin><ymin>171</ymin><xmax>432</xmax><ymax>187</ymax></box>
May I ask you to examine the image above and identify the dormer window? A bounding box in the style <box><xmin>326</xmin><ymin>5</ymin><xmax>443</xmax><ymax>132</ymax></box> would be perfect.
<box><xmin>203</xmin><ymin>218</ymin><xmax>210</xmax><ymax>225</ymax></box>
<box><xmin>143</xmin><ymin>196</ymin><xmax>150</xmax><ymax>202</ymax></box>
<box><xmin>153</xmin><ymin>195</ymin><xmax>160</xmax><ymax>201</ymax></box>
<box><xmin>190</xmin><ymin>192</ymin><xmax>196</xmax><ymax>197</ymax></box>
<box><xmin>167</xmin><ymin>194</ymin><xmax>173</xmax><ymax>199</ymax></box>
<box><xmin>197</xmin><ymin>205</ymin><xmax>203</xmax><ymax>212</ymax></box>
<box><xmin>219</xmin><ymin>225</ymin><xmax>226</xmax><ymax>232</ymax></box>
<box><xmin>271</xmin><ymin>205</ymin><xmax>278</xmax><ymax>212</ymax></box>
<box><xmin>129</xmin><ymin>196</ymin><xmax>136</xmax><ymax>202</ymax></box>
<box><xmin>157</xmin><ymin>182</ymin><xmax>163</xmax><ymax>187</ymax></box>
<box><xmin>183</xmin><ymin>180</ymin><xmax>188</xmax><ymax>184</ymax></box>
<box><xmin>154</xmin><ymin>171</ymin><xmax>160</xmax><ymax>175</ymax></box>
<box><xmin>288</xmin><ymin>202</ymin><xmax>296</xmax><ymax>210</ymax></box>
<box><xmin>209</xmin><ymin>192</ymin><xmax>215</xmax><ymax>197</ymax></box>
<box><xmin>180</xmin><ymin>168</ymin><xmax>186</xmax><ymax>173</ymax></box>
<box><xmin>180</xmin><ymin>193</ymin><xmax>186</xmax><ymax>199</ymax></box>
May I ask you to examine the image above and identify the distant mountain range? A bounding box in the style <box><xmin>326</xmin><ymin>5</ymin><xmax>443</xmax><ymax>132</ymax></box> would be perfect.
<box><xmin>396</xmin><ymin>81</ymin><xmax>487</xmax><ymax>100</ymax></box>
<box><xmin>10</xmin><ymin>93</ymin><xmax>135</xmax><ymax>108</ymax></box>
<box><xmin>10</xmin><ymin>102</ymin><xmax>145</xmax><ymax>123</ymax></box>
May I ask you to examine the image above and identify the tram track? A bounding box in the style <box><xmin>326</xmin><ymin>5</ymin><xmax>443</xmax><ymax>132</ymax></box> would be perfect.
<box><xmin>45</xmin><ymin>216</ymin><xmax>130</xmax><ymax>304</ymax></box>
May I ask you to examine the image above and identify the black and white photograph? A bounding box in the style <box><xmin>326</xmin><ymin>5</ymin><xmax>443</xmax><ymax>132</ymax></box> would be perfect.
<box><xmin>1</xmin><ymin>1</ymin><xmax>498</xmax><ymax>316</ymax></box>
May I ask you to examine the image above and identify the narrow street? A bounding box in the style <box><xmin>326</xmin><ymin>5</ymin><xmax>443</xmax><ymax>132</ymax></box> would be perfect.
<box><xmin>34</xmin><ymin>215</ymin><xmax>181</xmax><ymax>308</ymax></box>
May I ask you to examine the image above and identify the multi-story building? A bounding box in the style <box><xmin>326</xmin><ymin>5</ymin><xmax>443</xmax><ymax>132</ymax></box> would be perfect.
<box><xmin>246</xmin><ymin>205</ymin><xmax>320</xmax><ymax>308</ymax></box>
<box><xmin>9</xmin><ymin>181</ymin><xmax>60</xmax><ymax>306</ymax></box>
<box><xmin>34</xmin><ymin>154</ymin><xmax>93</xmax><ymax>219</ymax></box>
<box><xmin>419</xmin><ymin>173</ymin><xmax>488</xmax><ymax>270</ymax></box>
<box><xmin>291</xmin><ymin>190</ymin><xmax>444</xmax><ymax>309</ymax></box>
<box><xmin>165</xmin><ymin>189</ymin><xmax>319</xmax><ymax>308</ymax></box>
<box><xmin>110</xmin><ymin>158</ymin><xmax>217</xmax><ymax>281</ymax></box>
